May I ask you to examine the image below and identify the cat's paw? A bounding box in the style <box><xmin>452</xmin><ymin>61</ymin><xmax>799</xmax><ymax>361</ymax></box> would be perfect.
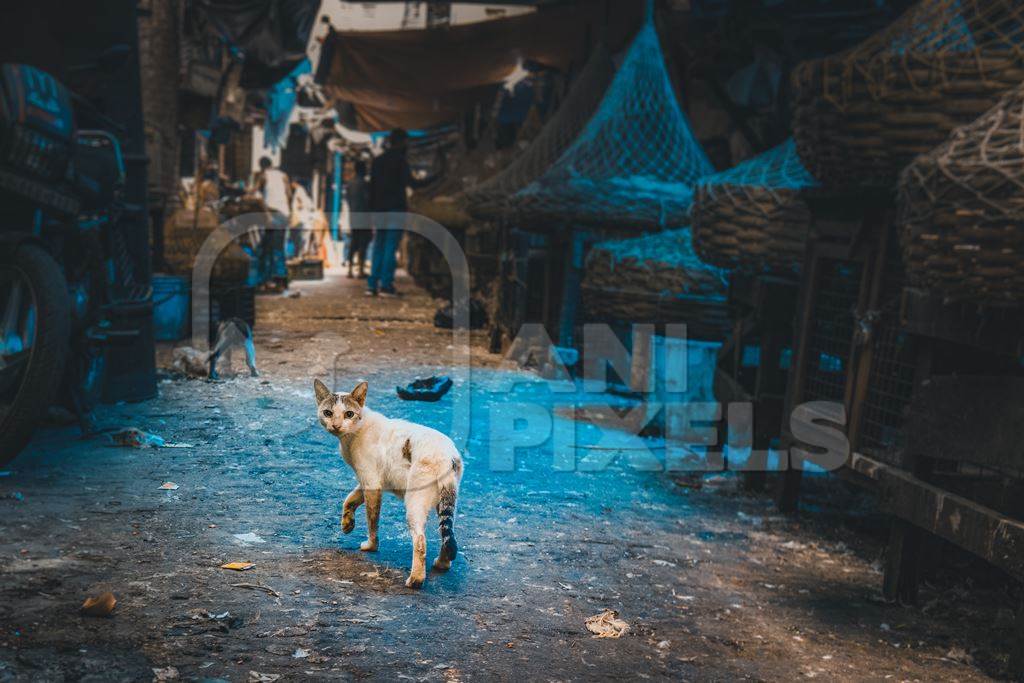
<box><xmin>432</xmin><ymin>556</ymin><xmax>451</xmax><ymax>572</ymax></box>
<box><xmin>405</xmin><ymin>574</ymin><xmax>424</xmax><ymax>589</ymax></box>
<box><xmin>359</xmin><ymin>539</ymin><xmax>378</xmax><ymax>552</ymax></box>
<box><xmin>341</xmin><ymin>513</ymin><xmax>355</xmax><ymax>534</ymax></box>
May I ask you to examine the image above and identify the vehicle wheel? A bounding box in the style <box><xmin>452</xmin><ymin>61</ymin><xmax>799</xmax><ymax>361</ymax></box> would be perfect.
<box><xmin>0</xmin><ymin>243</ymin><xmax>71</xmax><ymax>466</ymax></box>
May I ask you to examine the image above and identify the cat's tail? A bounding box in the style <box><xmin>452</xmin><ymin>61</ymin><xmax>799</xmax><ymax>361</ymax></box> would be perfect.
<box><xmin>436</xmin><ymin>472</ymin><xmax>458</xmax><ymax>565</ymax></box>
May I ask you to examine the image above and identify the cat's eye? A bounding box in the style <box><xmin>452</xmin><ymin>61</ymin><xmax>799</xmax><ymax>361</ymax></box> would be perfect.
<box><xmin>322</xmin><ymin>409</ymin><xmax>333</xmax><ymax>418</ymax></box>
<box><xmin>344</xmin><ymin>410</ymin><xmax>355</xmax><ymax>419</ymax></box>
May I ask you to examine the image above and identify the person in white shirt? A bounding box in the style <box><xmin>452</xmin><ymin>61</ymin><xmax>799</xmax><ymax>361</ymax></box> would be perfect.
<box><xmin>254</xmin><ymin>156</ymin><xmax>292</xmax><ymax>290</ymax></box>
<box><xmin>289</xmin><ymin>180</ymin><xmax>314</xmax><ymax>258</ymax></box>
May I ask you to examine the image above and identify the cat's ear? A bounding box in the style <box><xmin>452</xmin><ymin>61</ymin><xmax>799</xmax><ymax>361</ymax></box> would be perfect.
<box><xmin>314</xmin><ymin>378</ymin><xmax>332</xmax><ymax>403</ymax></box>
<box><xmin>351</xmin><ymin>381</ymin><xmax>368</xmax><ymax>407</ymax></box>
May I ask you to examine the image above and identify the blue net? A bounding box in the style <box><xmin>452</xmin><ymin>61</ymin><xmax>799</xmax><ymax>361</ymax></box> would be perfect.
<box><xmin>699</xmin><ymin>138</ymin><xmax>818</xmax><ymax>202</ymax></box>
<box><xmin>511</xmin><ymin>15</ymin><xmax>713</xmax><ymax>230</ymax></box>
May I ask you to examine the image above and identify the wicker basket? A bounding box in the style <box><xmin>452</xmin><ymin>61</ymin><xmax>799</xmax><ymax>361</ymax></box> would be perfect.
<box><xmin>691</xmin><ymin>139</ymin><xmax>816</xmax><ymax>274</ymax></box>
<box><xmin>792</xmin><ymin>0</ymin><xmax>1024</xmax><ymax>189</ymax></box>
<box><xmin>582</xmin><ymin>228</ymin><xmax>730</xmax><ymax>341</ymax></box>
<box><xmin>163</xmin><ymin>203</ymin><xmax>254</xmax><ymax>282</ymax></box>
<box><xmin>899</xmin><ymin>83</ymin><xmax>1024</xmax><ymax>304</ymax></box>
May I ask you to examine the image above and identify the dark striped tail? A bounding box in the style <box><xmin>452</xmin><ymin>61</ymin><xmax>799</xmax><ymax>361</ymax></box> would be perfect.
<box><xmin>437</xmin><ymin>484</ymin><xmax>458</xmax><ymax>562</ymax></box>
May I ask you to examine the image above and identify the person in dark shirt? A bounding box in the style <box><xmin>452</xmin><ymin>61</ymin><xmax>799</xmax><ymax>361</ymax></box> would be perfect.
<box><xmin>366</xmin><ymin>128</ymin><xmax>441</xmax><ymax>296</ymax></box>
<box><xmin>347</xmin><ymin>159</ymin><xmax>371</xmax><ymax>279</ymax></box>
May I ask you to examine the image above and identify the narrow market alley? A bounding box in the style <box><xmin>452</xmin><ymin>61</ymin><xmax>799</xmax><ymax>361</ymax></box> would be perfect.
<box><xmin>0</xmin><ymin>269</ymin><xmax>1012</xmax><ymax>681</ymax></box>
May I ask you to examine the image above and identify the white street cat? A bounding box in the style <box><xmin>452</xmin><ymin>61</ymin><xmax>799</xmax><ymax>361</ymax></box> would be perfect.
<box><xmin>314</xmin><ymin>379</ymin><xmax>463</xmax><ymax>588</ymax></box>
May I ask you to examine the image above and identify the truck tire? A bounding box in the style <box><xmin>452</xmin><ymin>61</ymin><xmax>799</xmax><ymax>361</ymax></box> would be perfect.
<box><xmin>0</xmin><ymin>243</ymin><xmax>70</xmax><ymax>466</ymax></box>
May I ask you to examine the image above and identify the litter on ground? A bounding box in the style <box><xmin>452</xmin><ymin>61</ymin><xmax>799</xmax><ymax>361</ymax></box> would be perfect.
<box><xmin>80</xmin><ymin>591</ymin><xmax>117</xmax><ymax>617</ymax></box>
<box><xmin>108</xmin><ymin>428</ymin><xmax>165</xmax><ymax>448</ymax></box>
<box><xmin>221</xmin><ymin>562</ymin><xmax>256</xmax><ymax>571</ymax></box>
<box><xmin>585</xmin><ymin>610</ymin><xmax>630</xmax><ymax>638</ymax></box>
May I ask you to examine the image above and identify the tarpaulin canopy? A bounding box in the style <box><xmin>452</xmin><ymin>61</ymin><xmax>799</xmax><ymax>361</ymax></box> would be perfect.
<box><xmin>319</xmin><ymin>1</ymin><xmax>645</xmax><ymax>131</ymax></box>
<box><xmin>189</xmin><ymin>0</ymin><xmax>318</xmax><ymax>89</ymax></box>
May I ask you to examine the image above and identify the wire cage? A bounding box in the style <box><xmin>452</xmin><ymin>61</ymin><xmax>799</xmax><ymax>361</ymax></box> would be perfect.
<box><xmin>800</xmin><ymin>256</ymin><xmax>861</xmax><ymax>404</ymax></box>
<box><xmin>851</xmin><ymin>245</ymin><xmax>919</xmax><ymax>466</ymax></box>
<box><xmin>692</xmin><ymin>139</ymin><xmax>818</xmax><ymax>274</ymax></box>
<box><xmin>899</xmin><ymin>81</ymin><xmax>1024</xmax><ymax>305</ymax></box>
<box><xmin>791</xmin><ymin>0</ymin><xmax>1024</xmax><ymax>188</ymax></box>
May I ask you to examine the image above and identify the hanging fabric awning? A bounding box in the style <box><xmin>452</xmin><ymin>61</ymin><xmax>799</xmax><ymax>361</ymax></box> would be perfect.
<box><xmin>509</xmin><ymin>8</ymin><xmax>714</xmax><ymax>230</ymax></box>
<box><xmin>318</xmin><ymin>1</ymin><xmax>645</xmax><ymax>131</ymax></box>
<box><xmin>263</xmin><ymin>59</ymin><xmax>310</xmax><ymax>151</ymax></box>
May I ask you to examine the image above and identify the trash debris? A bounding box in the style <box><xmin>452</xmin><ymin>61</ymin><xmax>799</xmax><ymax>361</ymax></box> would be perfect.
<box><xmin>0</xmin><ymin>471</ymin><xmax>11</xmax><ymax>477</ymax></box>
<box><xmin>109</xmin><ymin>428</ymin><xmax>165</xmax><ymax>448</ymax></box>
<box><xmin>396</xmin><ymin>376</ymin><xmax>453</xmax><ymax>402</ymax></box>
<box><xmin>585</xmin><ymin>609</ymin><xmax>630</xmax><ymax>638</ymax></box>
<box><xmin>433</xmin><ymin>298</ymin><xmax>487</xmax><ymax>330</ymax></box>
<box><xmin>248</xmin><ymin>672</ymin><xmax>281</xmax><ymax>683</ymax></box>
<box><xmin>233</xmin><ymin>532</ymin><xmax>266</xmax><ymax>545</ymax></box>
<box><xmin>4</xmin><ymin>492</ymin><xmax>23</xmax><ymax>501</ymax></box>
<box><xmin>221</xmin><ymin>562</ymin><xmax>255</xmax><ymax>571</ymax></box>
<box><xmin>158</xmin><ymin>482</ymin><xmax>180</xmax><ymax>491</ymax></box>
<box><xmin>231</xmin><ymin>583</ymin><xmax>281</xmax><ymax>597</ymax></box>
<box><xmin>152</xmin><ymin>666</ymin><xmax>179</xmax><ymax>681</ymax></box>
<box><xmin>80</xmin><ymin>591</ymin><xmax>117</xmax><ymax>617</ymax></box>
<box><xmin>945</xmin><ymin>646</ymin><xmax>974</xmax><ymax>665</ymax></box>
<box><xmin>171</xmin><ymin>346</ymin><xmax>209</xmax><ymax>378</ymax></box>
<box><xmin>204</xmin><ymin>611</ymin><xmax>231</xmax><ymax>620</ymax></box>
<box><xmin>292</xmin><ymin>648</ymin><xmax>310</xmax><ymax>659</ymax></box>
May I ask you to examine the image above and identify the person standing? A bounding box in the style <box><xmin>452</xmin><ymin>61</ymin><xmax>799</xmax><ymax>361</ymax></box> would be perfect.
<box><xmin>366</xmin><ymin>129</ymin><xmax>441</xmax><ymax>296</ymax></box>
<box><xmin>346</xmin><ymin>159</ymin><xmax>372</xmax><ymax>278</ymax></box>
<box><xmin>289</xmin><ymin>179</ymin><xmax>314</xmax><ymax>259</ymax></box>
<box><xmin>253</xmin><ymin>156</ymin><xmax>292</xmax><ymax>291</ymax></box>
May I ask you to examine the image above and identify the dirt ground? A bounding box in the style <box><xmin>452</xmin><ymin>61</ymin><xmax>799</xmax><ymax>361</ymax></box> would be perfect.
<box><xmin>0</xmin><ymin>267</ymin><xmax>1019</xmax><ymax>682</ymax></box>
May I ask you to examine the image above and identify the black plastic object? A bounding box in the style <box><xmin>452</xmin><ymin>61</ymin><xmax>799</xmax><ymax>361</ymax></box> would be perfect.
<box><xmin>434</xmin><ymin>299</ymin><xmax>487</xmax><ymax>330</ymax></box>
<box><xmin>396</xmin><ymin>376</ymin><xmax>453</xmax><ymax>402</ymax></box>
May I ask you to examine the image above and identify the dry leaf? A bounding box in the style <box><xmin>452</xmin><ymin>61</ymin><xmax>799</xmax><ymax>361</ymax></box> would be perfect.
<box><xmin>81</xmin><ymin>591</ymin><xmax>117</xmax><ymax>617</ymax></box>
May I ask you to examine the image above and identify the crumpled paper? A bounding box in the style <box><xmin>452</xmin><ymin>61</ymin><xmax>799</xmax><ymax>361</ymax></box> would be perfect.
<box><xmin>585</xmin><ymin>609</ymin><xmax>630</xmax><ymax>638</ymax></box>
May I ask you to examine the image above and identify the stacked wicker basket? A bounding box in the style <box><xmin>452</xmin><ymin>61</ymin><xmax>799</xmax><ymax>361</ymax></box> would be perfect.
<box><xmin>791</xmin><ymin>0</ymin><xmax>1024</xmax><ymax>188</ymax></box>
<box><xmin>582</xmin><ymin>228</ymin><xmax>731</xmax><ymax>341</ymax></box>
<box><xmin>691</xmin><ymin>139</ymin><xmax>817</xmax><ymax>274</ymax></box>
<box><xmin>899</xmin><ymin>83</ymin><xmax>1024</xmax><ymax>304</ymax></box>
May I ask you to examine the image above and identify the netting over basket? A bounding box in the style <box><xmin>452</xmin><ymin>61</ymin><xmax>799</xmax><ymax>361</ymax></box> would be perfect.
<box><xmin>792</xmin><ymin>0</ymin><xmax>1024</xmax><ymax>188</ymax></box>
<box><xmin>510</xmin><ymin>16</ymin><xmax>713</xmax><ymax>230</ymax></box>
<box><xmin>463</xmin><ymin>44</ymin><xmax>616</xmax><ymax>221</ymax></box>
<box><xmin>899</xmin><ymin>83</ymin><xmax>1024</xmax><ymax>304</ymax></box>
<box><xmin>692</xmin><ymin>139</ymin><xmax>819</xmax><ymax>274</ymax></box>
<box><xmin>582</xmin><ymin>228</ymin><xmax>731</xmax><ymax>341</ymax></box>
